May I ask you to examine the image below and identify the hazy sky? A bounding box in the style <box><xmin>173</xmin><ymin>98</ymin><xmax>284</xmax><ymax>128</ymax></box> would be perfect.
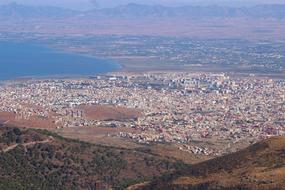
<box><xmin>1</xmin><ymin>0</ymin><xmax>285</xmax><ymax>9</ymax></box>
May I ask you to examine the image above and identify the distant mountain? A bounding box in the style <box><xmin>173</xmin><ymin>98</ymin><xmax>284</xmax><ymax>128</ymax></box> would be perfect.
<box><xmin>0</xmin><ymin>3</ymin><xmax>79</xmax><ymax>18</ymax></box>
<box><xmin>1</xmin><ymin>3</ymin><xmax>285</xmax><ymax>19</ymax></box>
<box><xmin>132</xmin><ymin>136</ymin><xmax>285</xmax><ymax>190</ymax></box>
<box><xmin>87</xmin><ymin>3</ymin><xmax>285</xmax><ymax>19</ymax></box>
<box><xmin>1</xmin><ymin>3</ymin><xmax>284</xmax><ymax>40</ymax></box>
<box><xmin>0</xmin><ymin>125</ymin><xmax>183</xmax><ymax>190</ymax></box>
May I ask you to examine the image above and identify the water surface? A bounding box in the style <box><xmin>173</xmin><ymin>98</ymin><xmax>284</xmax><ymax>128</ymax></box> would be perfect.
<box><xmin>0</xmin><ymin>42</ymin><xmax>120</xmax><ymax>80</ymax></box>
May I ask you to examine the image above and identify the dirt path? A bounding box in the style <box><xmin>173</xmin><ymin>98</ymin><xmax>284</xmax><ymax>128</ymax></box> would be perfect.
<box><xmin>1</xmin><ymin>136</ymin><xmax>54</xmax><ymax>153</ymax></box>
<box><xmin>2</xmin><ymin>144</ymin><xmax>18</xmax><ymax>153</ymax></box>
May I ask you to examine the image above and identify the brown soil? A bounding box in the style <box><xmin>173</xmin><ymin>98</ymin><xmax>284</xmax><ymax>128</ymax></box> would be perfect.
<box><xmin>0</xmin><ymin>111</ymin><xmax>56</xmax><ymax>129</ymax></box>
<box><xmin>81</xmin><ymin>105</ymin><xmax>142</xmax><ymax>121</ymax></box>
<box><xmin>54</xmin><ymin>126</ymin><xmax>142</xmax><ymax>149</ymax></box>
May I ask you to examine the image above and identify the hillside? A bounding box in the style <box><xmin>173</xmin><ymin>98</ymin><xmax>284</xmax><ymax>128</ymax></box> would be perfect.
<box><xmin>0</xmin><ymin>124</ymin><xmax>186</xmax><ymax>190</ymax></box>
<box><xmin>133</xmin><ymin>137</ymin><xmax>285</xmax><ymax>190</ymax></box>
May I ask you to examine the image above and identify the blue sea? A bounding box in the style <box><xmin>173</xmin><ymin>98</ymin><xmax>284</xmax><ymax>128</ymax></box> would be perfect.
<box><xmin>0</xmin><ymin>42</ymin><xmax>120</xmax><ymax>80</ymax></box>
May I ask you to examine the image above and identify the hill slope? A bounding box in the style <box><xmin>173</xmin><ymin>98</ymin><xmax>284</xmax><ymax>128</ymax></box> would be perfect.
<box><xmin>134</xmin><ymin>137</ymin><xmax>285</xmax><ymax>190</ymax></box>
<box><xmin>0</xmin><ymin>124</ymin><xmax>186</xmax><ymax>190</ymax></box>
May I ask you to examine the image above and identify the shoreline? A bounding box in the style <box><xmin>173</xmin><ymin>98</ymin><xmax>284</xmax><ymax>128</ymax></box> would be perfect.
<box><xmin>2</xmin><ymin>64</ymin><xmax>285</xmax><ymax>83</ymax></box>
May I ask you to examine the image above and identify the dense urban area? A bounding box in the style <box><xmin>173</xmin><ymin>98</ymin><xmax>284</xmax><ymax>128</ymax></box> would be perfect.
<box><xmin>0</xmin><ymin>72</ymin><xmax>284</xmax><ymax>156</ymax></box>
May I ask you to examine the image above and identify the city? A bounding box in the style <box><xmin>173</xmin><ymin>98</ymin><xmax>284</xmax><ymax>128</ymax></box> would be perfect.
<box><xmin>0</xmin><ymin>72</ymin><xmax>284</xmax><ymax>156</ymax></box>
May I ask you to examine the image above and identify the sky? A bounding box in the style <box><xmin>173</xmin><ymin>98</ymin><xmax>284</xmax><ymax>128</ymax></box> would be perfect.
<box><xmin>1</xmin><ymin>0</ymin><xmax>285</xmax><ymax>10</ymax></box>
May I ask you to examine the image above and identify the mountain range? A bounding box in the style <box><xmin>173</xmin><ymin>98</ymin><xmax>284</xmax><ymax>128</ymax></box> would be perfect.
<box><xmin>0</xmin><ymin>3</ymin><xmax>78</xmax><ymax>18</ymax></box>
<box><xmin>1</xmin><ymin>3</ymin><xmax>285</xmax><ymax>19</ymax></box>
